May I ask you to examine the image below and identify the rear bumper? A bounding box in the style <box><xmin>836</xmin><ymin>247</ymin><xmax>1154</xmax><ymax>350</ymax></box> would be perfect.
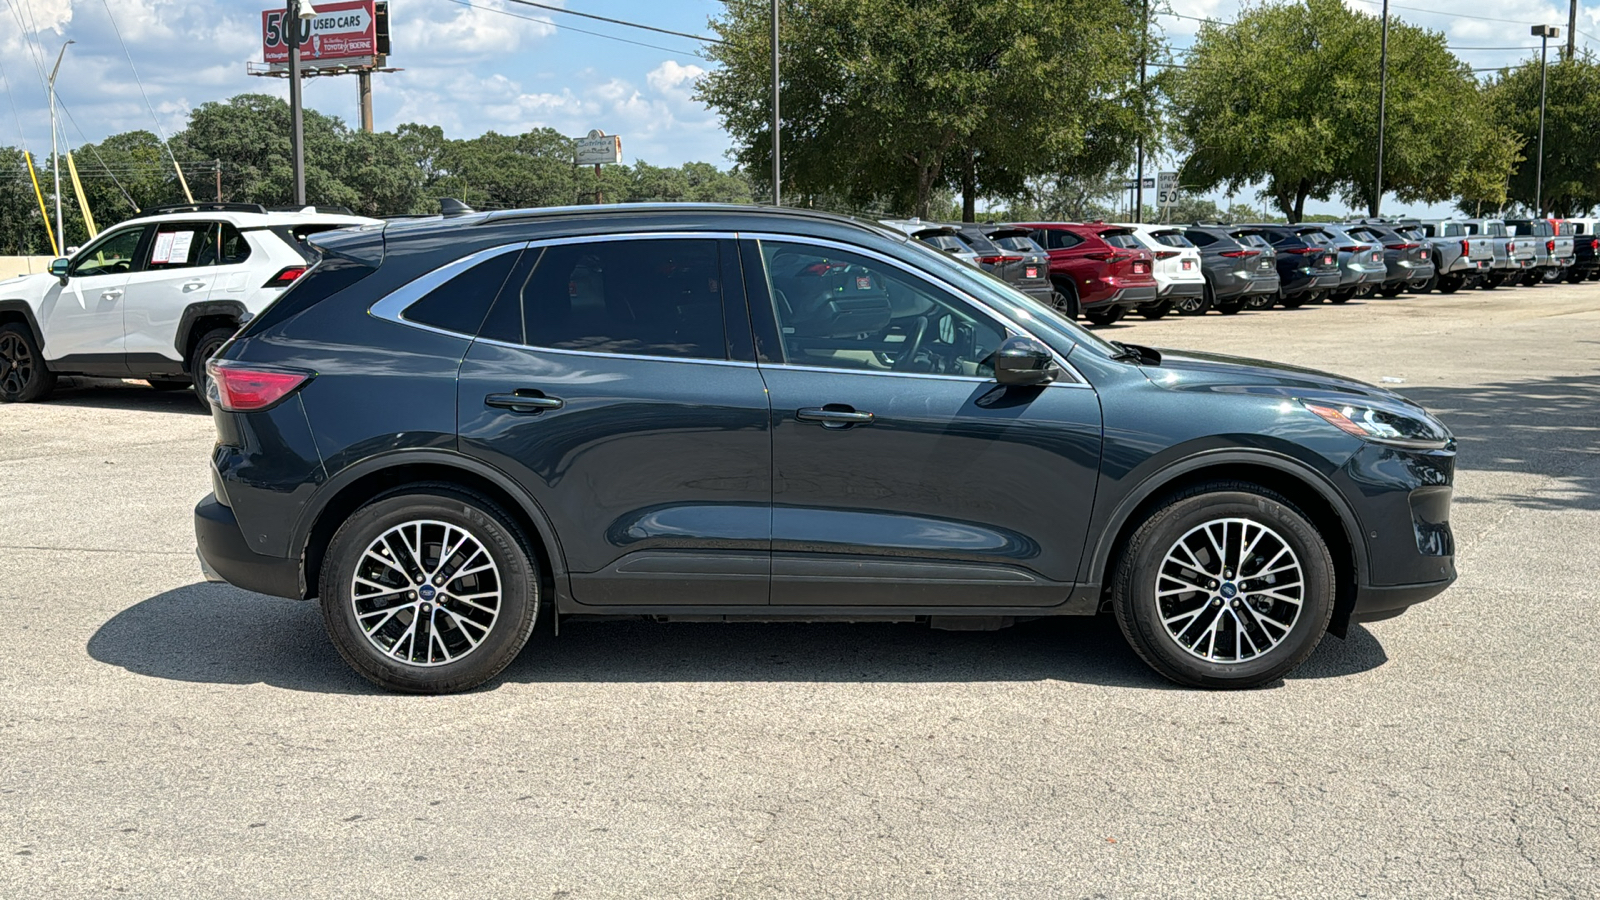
<box><xmin>195</xmin><ymin>494</ymin><xmax>303</xmax><ymax>600</ymax></box>
<box><xmin>1157</xmin><ymin>280</ymin><xmax>1205</xmax><ymax>300</ymax></box>
<box><xmin>1284</xmin><ymin>271</ymin><xmax>1341</xmax><ymax>295</ymax></box>
<box><xmin>1086</xmin><ymin>284</ymin><xmax>1158</xmax><ymax>308</ymax></box>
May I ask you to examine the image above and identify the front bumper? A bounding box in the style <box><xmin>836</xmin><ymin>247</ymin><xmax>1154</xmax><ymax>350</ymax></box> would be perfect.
<box><xmin>195</xmin><ymin>494</ymin><xmax>303</xmax><ymax>599</ymax></box>
<box><xmin>1351</xmin><ymin>577</ymin><xmax>1455</xmax><ymax>623</ymax></box>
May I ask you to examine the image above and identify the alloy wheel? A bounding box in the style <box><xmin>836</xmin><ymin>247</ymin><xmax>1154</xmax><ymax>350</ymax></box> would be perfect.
<box><xmin>1155</xmin><ymin>517</ymin><xmax>1304</xmax><ymax>664</ymax></box>
<box><xmin>350</xmin><ymin>519</ymin><xmax>503</xmax><ymax>667</ymax></box>
<box><xmin>0</xmin><ymin>332</ymin><xmax>34</xmax><ymax>396</ymax></box>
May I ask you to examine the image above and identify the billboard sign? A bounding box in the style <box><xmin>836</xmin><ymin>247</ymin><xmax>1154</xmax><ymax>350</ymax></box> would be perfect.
<box><xmin>264</xmin><ymin>0</ymin><xmax>378</xmax><ymax>65</ymax></box>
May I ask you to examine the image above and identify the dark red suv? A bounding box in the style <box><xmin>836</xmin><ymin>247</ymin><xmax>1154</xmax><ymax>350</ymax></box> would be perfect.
<box><xmin>1011</xmin><ymin>223</ymin><xmax>1160</xmax><ymax>325</ymax></box>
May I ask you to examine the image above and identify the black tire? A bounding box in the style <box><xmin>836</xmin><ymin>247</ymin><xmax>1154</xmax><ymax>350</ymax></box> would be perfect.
<box><xmin>1138</xmin><ymin>301</ymin><xmax>1171</xmax><ymax>320</ymax></box>
<box><xmin>1052</xmin><ymin>281</ymin><xmax>1081</xmax><ymax>319</ymax></box>
<box><xmin>1378</xmin><ymin>284</ymin><xmax>1404</xmax><ymax>298</ymax></box>
<box><xmin>1438</xmin><ymin>275</ymin><xmax>1461</xmax><ymax>294</ymax></box>
<box><xmin>0</xmin><ymin>322</ymin><xmax>55</xmax><ymax>403</ymax></box>
<box><xmin>1176</xmin><ymin>284</ymin><xmax>1212</xmax><ymax>315</ymax></box>
<box><xmin>1565</xmin><ymin>269</ymin><xmax>1586</xmax><ymax>284</ymax></box>
<box><xmin>1112</xmin><ymin>481</ymin><xmax>1335</xmax><ymax>689</ymax></box>
<box><xmin>1085</xmin><ymin>306</ymin><xmax>1125</xmax><ymax>326</ymax></box>
<box><xmin>1214</xmin><ymin>299</ymin><xmax>1243</xmax><ymax>314</ymax></box>
<box><xmin>1542</xmin><ymin>267</ymin><xmax>1564</xmax><ymax>284</ymax></box>
<box><xmin>319</xmin><ymin>484</ymin><xmax>540</xmax><ymax>694</ymax></box>
<box><xmin>1521</xmin><ymin>271</ymin><xmax>1542</xmax><ymax>286</ymax></box>
<box><xmin>188</xmin><ymin>326</ymin><xmax>235</xmax><ymax>412</ymax></box>
<box><xmin>1245</xmin><ymin>290</ymin><xmax>1275</xmax><ymax>310</ymax></box>
<box><xmin>1482</xmin><ymin>274</ymin><xmax>1501</xmax><ymax>290</ymax></box>
<box><xmin>147</xmin><ymin>379</ymin><xmax>192</xmax><ymax>391</ymax></box>
<box><xmin>1328</xmin><ymin>289</ymin><xmax>1353</xmax><ymax>304</ymax></box>
<box><xmin>1279</xmin><ymin>290</ymin><xmax>1307</xmax><ymax>309</ymax></box>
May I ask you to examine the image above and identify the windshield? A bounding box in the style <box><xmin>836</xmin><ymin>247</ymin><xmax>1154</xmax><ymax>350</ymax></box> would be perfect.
<box><xmin>888</xmin><ymin>230</ymin><xmax>1118</xmax><ymax>356</ymax></box>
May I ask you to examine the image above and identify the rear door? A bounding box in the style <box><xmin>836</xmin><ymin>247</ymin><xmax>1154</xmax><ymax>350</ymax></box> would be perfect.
<box><xmin>121</xmin><ymin>220</ymin><xmax>222</xmax><ymax>369</ymax></box>
<box><xmin>455</xmin><ymin>234</ymin><xmax>773</xmax><ymax>607</ymax></box>
<box><xmin>744</xmin><ymin>236</ymin><xmax>1103</xmax><ymax>608</ymax></box>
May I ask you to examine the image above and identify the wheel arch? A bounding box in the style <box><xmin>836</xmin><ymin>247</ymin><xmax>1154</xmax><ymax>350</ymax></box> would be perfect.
<box><xmin>1089</xmin><ymin>451</ymin><xmax>1367</xmax><ymax>637</ymax></box>
<box><xmin>295</xmin><ymin>451</ymin><xmax>569</xmax><ymax>606</ymax></box>
<box><xmin>0</xmin><ymin>300</ymin><xmax>46</xmax><ymax>351</ymax></box>
<box><xmin>176</xmin><ymin>301</ymin><xmax>248</xmax><ymax>372</ymax></box>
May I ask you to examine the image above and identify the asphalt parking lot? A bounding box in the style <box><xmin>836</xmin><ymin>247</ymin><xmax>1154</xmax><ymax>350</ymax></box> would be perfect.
<box><xmin>3</xmin><ymin>286</ymin><xmax>1598</xmax><ymax>898</ymax></box>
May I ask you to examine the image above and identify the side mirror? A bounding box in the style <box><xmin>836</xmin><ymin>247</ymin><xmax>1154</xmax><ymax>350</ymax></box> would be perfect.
<box><xmin>993</xmin><ymin>336</ymin><xmax>1058</xmax><ymax>387</ymax></box>
<box><xmin>48</xmin><ymin>258</ymin><xmax>70</xmax><ymax>284</ymax></box>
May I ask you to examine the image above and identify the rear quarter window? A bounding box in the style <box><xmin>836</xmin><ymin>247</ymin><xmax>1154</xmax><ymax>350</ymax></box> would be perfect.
<box><xmin>403</xmin><ymin>249</ymin><xmax>523</xmax><ymax>336</ymax></box>
<box><xmin>1101</xmin><ymin>232</ymin><xmax>1140</xmax><ymax>249</ymax></box>
<box><xmin>1154</xmin><ymin>232</ymin><xmax>1195</xmax><ymax>248</ymax></box>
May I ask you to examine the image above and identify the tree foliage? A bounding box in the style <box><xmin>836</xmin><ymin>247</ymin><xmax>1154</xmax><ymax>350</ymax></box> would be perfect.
<box><xmin>1166</xmin><ymin>0</ymin><xmax>1514</xmax><ymax>221</ymax></box>
<box><xmin>697</xmin><ymin>0</ymin><xmax>1152</xmax><ymax>220</ymax></box>
<box><xmin>0</xmin><ymin>92</ymin><xmax>751</xmax><ymax>255</ymax></box>
<box><xmin>1483</xmin><ymin>57</ymin><xmax>1600</xmax><ymax>216</ymax></box>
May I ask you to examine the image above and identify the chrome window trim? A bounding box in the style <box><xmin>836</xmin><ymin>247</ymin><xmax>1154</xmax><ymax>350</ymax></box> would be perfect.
<box><xmin>469</xmin><ymin>335</ymin><xmax>762</xmax><ymax>369</ymax></box>
<box><xmin>739</xmin><ymin>231</ymin><xmax>1088</xmax><ymax>387</ymax></box>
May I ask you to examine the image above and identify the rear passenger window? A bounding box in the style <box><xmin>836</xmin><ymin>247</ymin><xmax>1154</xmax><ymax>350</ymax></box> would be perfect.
<box><xmin>1039</xmin><ymin>230</ymin><xmax>1081</xmax><ymax>250</ymax></box>
<box><xmin>404</xmin><ymin>249</ymin><xmax>522</xmax><ymax>336</ymax></box>
<box><xmin>490</xmin><ymin>239</ymin><xmax>728</xmax><ymax>360</ymax></box>
<box><xmin>147</xmin><ymin>223</ymin><xmax>214</xmax><ymax>270</ymax></box>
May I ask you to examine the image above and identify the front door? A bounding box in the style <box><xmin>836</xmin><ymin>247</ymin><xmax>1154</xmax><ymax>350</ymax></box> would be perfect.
<box><xmin>457</xmin><ymin>235</ymin><xmax>772</xmax><ymax>606</ymax></box>
<box><xmin>745</xmin><ymin>238</ymin><xmax>1103</xmax><ymax>608</ymax></box>
<box><xmin>36</xmin><ymin>225</ymin><xmax>147</xmax><ymax>369</ymax></box>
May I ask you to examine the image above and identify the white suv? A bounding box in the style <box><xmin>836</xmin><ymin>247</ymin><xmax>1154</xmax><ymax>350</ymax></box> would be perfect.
<box><xmin>0</xmin><ymin>203</ymin><xmax>377</xmax><ymax>408</ymax></box>
<box><xmin>1111</xmin><ymin>223</ymin><xmax>1206</xmax><ymax>318</ymax></box>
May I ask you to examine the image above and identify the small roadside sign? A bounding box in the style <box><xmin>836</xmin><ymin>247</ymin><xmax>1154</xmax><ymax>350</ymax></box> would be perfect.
<box><xmin>1157</xmin><ymin>172</ymin><xmax>1180</xmax><ymax>208</ymax></box>
<box><xmin>575</xmin><ymin>131</ymin><xmax>623</xmax><ymax>166</ymax></box>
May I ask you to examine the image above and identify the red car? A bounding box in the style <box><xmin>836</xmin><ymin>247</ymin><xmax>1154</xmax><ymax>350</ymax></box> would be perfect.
<box><xmin>1011</xmin><ymin>222</ymin><xmax>1160</xmax><ymax>325</ymax></box>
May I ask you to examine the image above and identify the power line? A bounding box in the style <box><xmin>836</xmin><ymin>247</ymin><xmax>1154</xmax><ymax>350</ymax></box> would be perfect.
<box><xmin>445</xmin><ymin>0</ymin><xmax>705</xmax><ymax>56</ymax></box>
<box><xmin>501</xmin><ymin>0</ymin><xmax>728</xmax><ymax>45</ymax></box>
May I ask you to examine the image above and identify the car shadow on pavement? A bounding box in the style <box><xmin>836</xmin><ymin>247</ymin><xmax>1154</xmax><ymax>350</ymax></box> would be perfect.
<box><xmin>45</xmin><ymin>378</ymin><xmax>208</xmax><ymax>415</ymax></box>
<box><xmin>1399</xmin><ymin>374</ymin><xmax>1600</xmax><ymax>511</ymax></box>
<box><xmin>89</xmin><ymin>582</ymin><xmax>1389</xmax><ymax>694</ymax></box>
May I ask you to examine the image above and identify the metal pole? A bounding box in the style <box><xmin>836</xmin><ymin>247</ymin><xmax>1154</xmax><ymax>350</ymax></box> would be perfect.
<box><xmin>1375</xmin><ymin>0</ymin><xmax>1389</xmax><ymax>217</ymax></box>
<box><xmin>47</xmin><ymin>42</ymin><xmax>72</xmax><ymax>256</ymax></box>
<box><xmin>771</xmin><ymin>0</ymin><xmax>781</xmax><ymax>206</ymax></box>
<box><xmin>595</xmin><ymin>163</ymin><xmax>602</xmax><ymax>204</ymax></box>
<box><xmin>215</xmin><ymin>160</ymin><xmax>222</xmax><ymax>201</ymax></box>
<box><xmin>358</xmin><ymin>70</ymin><xmax>373</xmax><ymax>133</ymax></box>
<box><xmin>288</xmin><ymin>0</ymin><xmax>307</xmax><ymax>206</ymax></box>
<box><xmin>1135</xmin><ymin>0</ymin><xmax>1147</xmax><ymax>223</ymax></box>
<box><xmin>1537</xmin><ymin>33</ymin><xmax>1549</xmax><ymax>216</ymax></box>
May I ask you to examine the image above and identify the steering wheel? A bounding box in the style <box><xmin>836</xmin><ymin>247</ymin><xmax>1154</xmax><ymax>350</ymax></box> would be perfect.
<box><xmin>891</xmin><ymin>315</ymin><xmax>929</xmax><ymax>371</ymax></box>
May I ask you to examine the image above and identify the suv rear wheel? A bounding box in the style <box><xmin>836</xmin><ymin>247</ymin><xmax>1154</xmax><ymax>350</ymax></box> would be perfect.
<box><xmin>189</xmin><ymin>326</ymin><xmax>234</xmax><ymax>412</ymax></box>
<box><xmin>1112</xmin><ymin>481</ymin><xmax>1334</xmax><ymax>688</ymax></box>
<box><xmin>0</xmin><ymin>322</ymin><xmax>55</xmax><ymax>403</ymax></box>
<box><xmin>320</xmin><ymin>485</ymin><xmax>540</xmax><ymax>693</ymax></box>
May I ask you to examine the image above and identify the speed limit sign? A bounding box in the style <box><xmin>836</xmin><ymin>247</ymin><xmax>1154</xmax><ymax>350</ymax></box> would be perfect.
<box><xmin>1157</xmin><ymin>171</ymin><xmax>1179</xmax><ymax>208</ymax></box>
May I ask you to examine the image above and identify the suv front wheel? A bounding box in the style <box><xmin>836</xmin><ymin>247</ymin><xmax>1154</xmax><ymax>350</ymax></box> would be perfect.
<box><xmin>0</xmin><ymin>322</ymin><xmax>55</xmax><ymax>403</ymax></box>
<box><xmin>320</xmin><ymin>485</ymin><xmax>540</xmax><ymax>693</ymax></box>
<box><xmin>1112</xmin><ymin>481</ymin><xmax>1335</xmax><ymax>688</ymax></box>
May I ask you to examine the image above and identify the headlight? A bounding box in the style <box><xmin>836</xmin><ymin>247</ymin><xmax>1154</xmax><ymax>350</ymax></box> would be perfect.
<box><xmin>1301</xmin><ymin>400</ymin><xmax>1452</xmax><ymax>450</ymax></box>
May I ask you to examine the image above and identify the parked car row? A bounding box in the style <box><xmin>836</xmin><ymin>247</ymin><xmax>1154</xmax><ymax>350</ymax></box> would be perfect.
<box><xmin>886</xmin><ymin>215</ymin><xmax>1600</xmax><ymax>325</ymax></box>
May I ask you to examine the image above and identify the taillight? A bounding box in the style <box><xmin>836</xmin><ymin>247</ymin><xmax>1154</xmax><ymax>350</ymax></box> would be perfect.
<box><xmin>1461</xmin><ymin>239</ymin><xmax>1470</xmax><ymax>256</ymax></box>
<box><xmin>1547</xmin><ymin>239</ymin><xmax>1556</xmax><ymax>253</ymax></box>
<box><xmin>264</xmin><ymin>266</ymin><xmax>307</xmax><ymax>288</ymax></box>
<box><xmin>206</xmin><ymin>360</ymin><xmax>312</xmax><ymax>412</ymax></box>
<box><xmin>1155</xmin><ymin>250</ymin><xmax>1180</xmax><ymax>259</ymax></box>
<box><xmin>1219</xmin><ymin>249</ymin><xmax>1256</xmax><ymax>258</ymax></box>
<box><xmin>1507</xmin><ymin>241</ymin><xmax>1515</xmax><ymax>253</ymax></box>
<box><xmin>1384</xmin><ymin>242</ymin><xmax>1417</xmax><ymax>250</ymax></box>
<box><xmin>1338</xmin><ymin>245</ymin><xmax>1361</xmax><ymax>252</ymax></box>
<box><xmin>974</xmin><ymin>255</ymin><xmax>1023</xmax><ymax>265</ymax></box>
<box><xmin>1284</xmin><ymin>246</ymin><xmax>1322</xmax><ymax>255</ymax></box>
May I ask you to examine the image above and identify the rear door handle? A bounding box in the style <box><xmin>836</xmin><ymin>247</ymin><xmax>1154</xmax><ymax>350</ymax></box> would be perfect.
<box><xmin>485</xmin><ymin>390</ymin><xmax>564</xmax><ymax>414</ymax></box>
<box><xmin>182</xmin><ymin>281</ymin><xmax>208</xmax><ymax>292</ymax></box>
<box><xmin>100</xmin><ymin>290</ymin><xmax>123</xmax><ymax>301</ymax></box>
<box><xmin>797</xmin><ymin>405</ymin><xmax>874</xmax><ymax>428</ymax></box>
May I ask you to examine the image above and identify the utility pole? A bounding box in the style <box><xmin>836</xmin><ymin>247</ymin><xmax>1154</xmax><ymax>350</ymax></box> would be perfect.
<box><xmin>47</xmin><ymin>41</ymin><xmax>73</xmax><ymax>256</ymax></box>
<box><xmin>358</xmin><ymin>70</ymin><xmax>374</xmax><ymax>133</ymax></box>
<box><xmin>1533</xmin><ymin>25</ymin><xmax>1558</xmax><ymax>216</ymax></box>
<box><xmin>1135</xmin><ymin>0</ymin><xmax>1147</xmax><ymax>223</ymax></box>
<box><xmin>215</xmin><ymin>160</ymin><xmax>223</xmax><ymax>201</ymax></box>
<box><xmin>771</xmin><ymin>0</ymin><xmax>781</xmax><ymax>206</ymax></box>
<box><xmin>1374</xmin><ymin>0</ymin><xmax>1389</xmax><ymax>217</ymax></box>
<box><xmin>1568</xmin><ymin>0</ymin><xmax>1577</xmax><ymax>60</ymax></box>
<box><xmin>288</xmin><ymin>0</ymin><xmax>309</xmax><ymax>206</ymax></box>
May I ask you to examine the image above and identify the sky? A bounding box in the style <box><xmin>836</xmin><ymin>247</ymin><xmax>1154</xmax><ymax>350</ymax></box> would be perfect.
<box><xmin>2</xmin><ymin>0</ymin><xmax>1598</xmax><ymax>217</ymax></box>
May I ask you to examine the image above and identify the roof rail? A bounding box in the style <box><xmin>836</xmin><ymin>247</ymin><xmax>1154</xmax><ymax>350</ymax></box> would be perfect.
<box><xmin>267</xmin><ymin>205</ymin><xmax>356</xmax><ymax>215</ymax></box>
<box><xmin>131</xmin><ymin>202</ymin><xmax>269</xmax><ymax>218</ymax></box>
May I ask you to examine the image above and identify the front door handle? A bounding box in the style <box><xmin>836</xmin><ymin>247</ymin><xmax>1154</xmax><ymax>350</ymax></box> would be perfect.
<box><xmin>797</xmin><ymin>405</ymin><xmax>874</xmax><ymax>428</ymax></box>
<box><xmin>485</xmin><ymin>390</ymin><xmax>564</xmax><ymax>414</ymax></box>
<box><xmin>100</xmin><ymin>290</ymin><xmax>123</xmax><ymax>301</ymax></box>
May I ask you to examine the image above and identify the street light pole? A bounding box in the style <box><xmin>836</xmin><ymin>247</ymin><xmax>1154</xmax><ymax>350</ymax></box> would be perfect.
<box><xmin>47</xmin><ymin>41</ymin><xmax>74</xmax><ymax>256</ymax></box>
<box><xmin>288</xmin><ymin>0</ymin><xmax>309</xmax><ymax>206</ymax></box>
<box><xmin>1533</xmin><ymin>25</ymin><xmax>1558</xmax><ymax>216</ymax></box>
<box><xmin>1374</xmin><ymin>0</ymin><xmax>1389</xmax><ymax>218</ymax></box>
<box><xmin>770</xmin><ymin>0</ymin><xmax>780</xmax><ymax>206</ymax></box>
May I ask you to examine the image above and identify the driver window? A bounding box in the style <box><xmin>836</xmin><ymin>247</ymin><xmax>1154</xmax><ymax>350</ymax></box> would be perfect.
<box><xmin>69</xmin><ymin>227</ymin><xmax>145</xmax><ymax>278</ymax></box>
<box><xmin>757</xmin><ymin>241</ymin><xmax>1006</xmax><ymax>377</ymax></box>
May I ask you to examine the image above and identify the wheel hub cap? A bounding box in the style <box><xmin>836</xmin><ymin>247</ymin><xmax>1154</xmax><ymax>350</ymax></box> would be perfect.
<box><xmin>350</xmin><ymin>519</ymin><xmax>501</xmax><ymax>667</ymax></box>
<box><xmin>1156</xmin><ymin>517</ymin><xmax>1305</xmax><ymax>664</ymax></box>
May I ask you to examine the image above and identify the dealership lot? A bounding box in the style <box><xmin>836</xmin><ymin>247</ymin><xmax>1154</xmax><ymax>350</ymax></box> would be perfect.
<box><xmin>2</xmin><ymin>288</ymin><xmax>1598</xmax><ymax>897</ymax></box>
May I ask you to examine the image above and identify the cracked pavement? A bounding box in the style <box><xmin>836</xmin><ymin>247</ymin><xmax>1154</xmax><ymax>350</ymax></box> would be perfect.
<box><xmin>2</xmin><ymin>286</ymin><xmax>1598</xmax><ymax>898</ymax></box>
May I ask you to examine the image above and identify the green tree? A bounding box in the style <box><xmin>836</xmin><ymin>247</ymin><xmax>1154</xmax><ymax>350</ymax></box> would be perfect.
<box><xmin>1167</xmin><ymin>0</ymin><xmax>1512</xmax><ymax>220</ymax></box>
<box><xmin>1484</xmin><ymin>57</ymin><xmax>1600</xmax><ymax>216</ymax></box>
<box><xmin>698</xmin><ymin>0</ymin><xmax>1151</xmax><ymax>220</ymax></box>
<box><xmin>0</xmin><ymin>147</ymin><xmax>51</xmax><ymax>255</ymax></box>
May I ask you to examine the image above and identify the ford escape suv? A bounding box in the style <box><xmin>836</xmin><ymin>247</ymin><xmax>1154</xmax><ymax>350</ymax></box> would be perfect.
<box><xmin>194</xmin><ymin>204</ymin><xmax>1458</xmax><ymax>694</ymax></box>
